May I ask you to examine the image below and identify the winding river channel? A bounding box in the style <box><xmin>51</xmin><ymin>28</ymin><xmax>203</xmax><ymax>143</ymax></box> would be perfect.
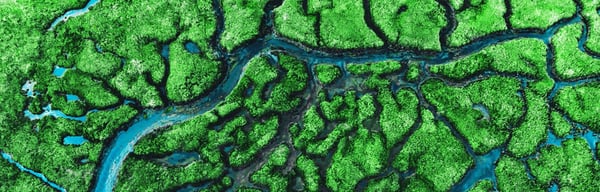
<box><xmin>5</xmin><ymin>0</ymin><xmax>599</xmax><ymax>192</ymax></box>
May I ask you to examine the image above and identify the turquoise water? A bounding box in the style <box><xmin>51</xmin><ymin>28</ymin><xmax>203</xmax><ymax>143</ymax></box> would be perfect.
<box><xmin>63</xmin><ymin>136</ymin><xmax>88</xmax><ymax>145</ymax></box>
<box><xmin>1</xmin><ymin>152</ymin><xmax>67</xmax><ymax>192</ymax></box>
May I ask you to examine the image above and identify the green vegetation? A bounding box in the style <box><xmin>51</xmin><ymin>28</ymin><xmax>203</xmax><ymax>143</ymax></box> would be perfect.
<box><xmin>5</xmin><ymin>0</ymin><xmax>600</xmax><ymax>191</ymax></box>
<box><xmin>449</xmin><ymin>0</ymin><xmax>507</xmax><ymax>46</ymax></box>
<box><xmin>430</xmin><ymin>38</ymin><xmax>547</xmax><ymax>80</ymax></box>
<box><xmin>166</xmin><ymin>37</ymin><xmax>223</xmax><ymax>103</ymax></box>
<box><xmin>319</xmin><ymin>0</ymin><xmax>383</xmax><ymax>49</ymax></box>
<box><xmin>326</xmin><ymin>128</ymin><xmax>386</xmax><ymax>191</ymax></box>
<box><xmin>422</xmin><ymin>77</ymin><xmax>523</xmax><ymax>154</ymax></box>
<box><xmin>274</xmin><ymin>0</ymin><xmax>318</xmax><ymax>46</ymax></box>
<box><xmin>315</xmin><ymin>64</ymin><xmax>341</xmax><ymax>84</ymax></box>
<box><xmin>470</xmin><ymin>180</ymin><xmax>494</xmax><ymax>192</ymax></box>
<box><xmin>393</xmin><ymin>110</ymin><xmax>472</xmax><ymax>191</ymax></box>
<box><xmin>582</xmin><ymin>0</ymin><xmax>600</xmax><ymax>54</ymax></box>
<box><xmin>370</xmin><ymin>0</ymin><xmax>446</xmax><ymax>50</ymax></box>
<box><xmin>510</xmin><ymin>0</ymin><xmax>575</xmax><ymax>29</ymax></box>
<box><xmin>553</xmin><ymin>23</ymin><xmax>600</xmax><ymax>80</ymax></box>
<box><xmin>495</xmin><ymin>156</ymin><xmax>542</xmax><ymax>191</ymax></box>
<box><xmin>221</xmin><ymin>0</ymin><xmax>268</xmax><ymax>51</ymax></box>
<box><xmin>551</xmin><ymin>111</ymin><xmax>572</xmax><ymax>137</ymax></box>
<box><xmin>529</xmin><ymin>138</ymin><xmax>600</xmax><ymax>191</ymax></box>
<box><xmin>555</xmin><ymin>83</ymin><xmax>600</xmax><ymax>132</ymax></box>
<box><xmin>507</xmin><ymin>89</ymin><xmax>548</xmax><ymax>157</ymax></box>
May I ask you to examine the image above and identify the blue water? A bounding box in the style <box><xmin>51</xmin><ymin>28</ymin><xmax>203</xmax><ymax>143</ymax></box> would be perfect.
<box><xmin>545</xmin><ymin>131</ymin><xmax>563</xmax><ymax>147</ymax></box>
<box><xmin>548</xmin><ymin>182</ymin><xmax>559</xmax><ymax>192</ymax></box>
<box><xmin>1</xmin><ymin>152</ymin><xmax>66</xmax><ymax>192</ymax></box>
<box><xmin>472</xmin><ymin>104</ymin><xmax>490</xmax><ymax>121</ymax></box>
<box><xmin>63</xmin><ymin>136</ymin><xmax>88</xmax><ymax>145</ymax></box>
<box><xmin>184</xmin><ymin>41</ymin><xmax>201</xmax><ymax>54</ymax></box>
<box><xmin>48</xmin><ymin>0</ymin><xmax>101</xmax><ymax>31</ymax></box>
<box><xmin>157</xmin><ymin>151</ymin><xmax>201</xmax><ymax>166</ymax></box>
<box><xmin>21</xmin><ymin>80</ymin><xmax>38</xmax><ymax>97</ymax></box>
<box><xmin>66</xmin><ymin>94</ymin><xmax>80</xmax><ymax>102</ymax></box>
<box><xmin>450</xmin><ymin>148</ymin><xmax>502</xmax><ymax>192</ymax></box>
<box><xmin>80</xmin><ymin>158</ymin><xmax>89</xmax><ymax>164</ymax></box>
<box><xmin>161</xmin><ymin>45</ymin><xmax>170</xmax><ymax>60</ymax></box>
<box><xmin>52</xmin><ymin>66</ymin><xmax>68</xmax><ymax>78</ymax></box>
<box><xmin>24</xmin><ymin>104</ymin><xmax>88</xmax><ymax>122</ymax></box>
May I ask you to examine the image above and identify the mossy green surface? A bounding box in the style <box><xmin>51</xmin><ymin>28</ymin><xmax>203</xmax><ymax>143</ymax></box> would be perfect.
<box><xmin>555</xmin><ymin>83</ymin><xmax>600</xmax><ymax>132</ymax></box>
<box><xmin>553</xmin><ymin>23</ymin><xmax>600</xmax><ymax>80</ymax></box>
<box><xmin>393</xmin><ymin>110</ymin><xmax>473</xmax><ymax>191</ymax></box>
<box><xmin>510</xmin><ymin>0</ymin><xmax>575</xmax><ymax>30</ymax></box>
<box><xmin>422</xmin><ymin>77</ymin><xmax>523</xmax><ymax>154</ymax></box>
<box><xmin>529</xmin><ymin>138</ymin><xmax>600</xmax><ymax>191</ymax></box>
<box><xmin>274</xmin><ymin>0</ymin><xmax>318</xmax><ymax>46</ymax></box>
<box><xmin>222</xmin><ymin>0</ymin><xmax>269</xmax><ymax>51</ymax></box>
<box><xmin>449</xmin><ymin>0</ymin><xmax>507</xmax><ymax>46</ymax></box>
<box><xmin>319</xmin><ymin>0</ymin><xmax>383</xmax><ymax>49</ymax></box>
<box><xmin>430</xmin><ymin>38</ymin><xmax>547</xmax><ymax>80</ymax></box>
<box><xmin>370</xmin><ymin>0</ymin><xmax>446</xmax><ymax>50</ymax></box>
<box><xmin>4</xmin><ymin>0</ymin><xmax>600</xmax><ymax>191</ymax></box>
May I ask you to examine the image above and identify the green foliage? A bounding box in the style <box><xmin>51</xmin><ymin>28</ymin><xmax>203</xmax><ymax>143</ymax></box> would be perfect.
<box><xmin>449</xmin><ymin>0</ymin><xmax>507</xmax><ymax>46</ymax></box>
<box><xmin>84</xmin><ymin>105</ymin><xmax>138</xmax><ymax>141</ymax></box>
<box><xmin>422</xmin><ymin>77</ymin><xmax>523</xmax><ymax>154</ymax></box>
<box><xmin>319</xmin><ymin>0</ymin><xmax>383</xmax><ymax>49</ymax></box>
<box><xmin>75</xmin><ymin>40</ymin><xmax>121</xmax><ymax>79</ymax></box>
<box><xmin>167</xmin><ymin>37</ymin><xmax>223</xmax><ymax>103</ymax></box>
<box><xmin>430</xmin><ymin>38</ymin><xmax>547</xmax><ymax>80</ymax></box>
<box><xmin>510</xmin><ymin>0</ymin><xmax>575</xmax><ymax>29</ymax></box>
<box><xmin>393</xmin><ymin>110</ymin><xmax>472</xmax><ymax>191</ymax></box>
<box><xmin>469</xmin><ymin>180</ymin><xmax>494</xmax><ymax>192</ymax></box>
<box><xmin>507</xmin><ymin>89</ymin><xmax>548</xmax><ymax>157</ymax></box>
<box><xmin>365</xmin><ymin>173</ymin><xmax>400</xmax><ymax>192</ymax></box>
<box><xmin>495</xmin><ymin>156</ymin><xmax>542</xmax><ymax>191</ymax></box>
<box><xmin>379</xmin><ymin>88</ymin><xmax>418</xmax><ymax>148</ymax></box>
<box><xmin>221</xmin><ymin>0</ymin><xmax>268</xmax><ymax>51</ymax></box>
<box><xmin>529</xmin><ymin>138</ymin><xmax>600</xmax><ymax>191</ymax></box>
<box><xmin>250</xmin><ymin>145</ymin><xmax>290</xmax><ymax>191</ymax></box>
<box><xmin>582</xmin><ymin>0</ymin><xmax>600</xmax><ymax>54</ymax></box>
<box><xmin>315</xmin><ymin>64</ymin><xmax>341</xmax><ymax>85</ymax></box>
<box><xmin>370</xmin><ymin>0</ymin><xmax>446</xmax><ymax>50</ymax></box>
<box><xmin>274</xmin><ymin>0</ymin><xmax>318</xmax><ymax>46</ymax></box>
<box><xmin>230</xmin><ymin>116</ymin><xmax>279</xmax><ymax>167</ymax></box>
<box><xmin>295</xmin><ymin>156</ymin><xmax>320</xmax><ymax>191</ymax></box>
<box><xmin>551</xmin><ymin>111</ymin><xmax>571</xmax><ymax>137</ymax></box>
<box><xmin>406</xmin><ymin>61</ymin><xmax>420</xmax><ymax>82</ymax></box>
<box><xmin>326</xmin><ymin>128</ymin><xmax>386</xmax><ymax>191</ymax></box>
<box><xmin>553</xmin><ymin>23</ymin><xmax>600</xmax><ymax>80</ymax></box>
<box><xmin>555</xmin><ymin>83</ymin><xmax>600</xmax><ymax>132</ymax></box>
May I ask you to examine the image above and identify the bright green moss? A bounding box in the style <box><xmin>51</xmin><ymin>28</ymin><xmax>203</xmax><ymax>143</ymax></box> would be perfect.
<box><xmin>495</xmin><ymin>157</ymin><xmax>543</xmax><ymax>191</ymax></box>
<box><xmin>221</xmin><ymin>0</ymin><xmax>268</xmax><ymax>51</ymax></box>
<box><xmin>326</xmin><ymin>128</ymin><xmax>386</xmax><ymax>191</ymax></box>
<box><xmin>296</xmin><ymin>155</ymin><xmax>320</xmax><ymax>191</ymax></box>
<box><xmin>75</xmin><ymin>40</ymin><xmax>120</xmax><ymax>80</ymax></box>
<box><xmin>274</xmin><ymin>0</ymin><xmax>318</xmax><ymax>46</ymax></box>
<box><xmin>582</xmin><ymin>0</ymin><xmax>600</xmax><ymax>54</ymax></box>
<box><xmin>449</xmin><ymin>0</ymin><xmax>507</xmax><ymax>46</ymax></box>
<box><xmin>510</xmin><ymin>0</ymin><xmax>575</xmax><ymax>29</ymax></box>
<box><xmin>365</xmin><ymin>173</ymin><xmax>400</xmax><ymax>192</ymax></box>
<box><xmin>379</xmin><ymin>88</ymin><xmax>418</xmax><ymax>148</ymax></box>
<box><xmin>315</xmin><ymin>64</ymin><xmax>341</xmax><ymax>85</ymax></box>
<box><xmin>469</xmin><ymin>180</ymin><xmax>493</xmax><ymax>192</ymax></box>
<box><xmin>422</xmin><ymin>77</ymin><xmax>523</xmax><ymax>154</ymax></box>
<box><xmin>555</xmin><ymin>83</ymin><xmax>600</xmax><ymax>132</ymax></box>
<box><xmin>230</xmin><ymin>116</ymin><xmax>278</xmax><ymax>167</ymax></box>
<box><xmin>430</xmin><ymin>38</ymin><xmax>547</xmax><ymax>80</ymax></box>
<box><xmin>507</xmin><ymin>89</ymin><xmax>548</xmax><ymax>157</ymax></box>
<box><xmin>393</xmin><ymin>110</ymin><xmax>472</xmax><ymax>191</ymax></box>
<box><xmin>319</xmin><ymin>0</ymin><xmax>383</xmax><ymax>49</ymax></box>
<box><xmin>250</xmin><ymin>145</ymin><xmax>290</xmax><ymax>191</ymax></box>
<box><xmin>553</xmin><ymin>23</ymin><xmax>600</xmax><ymax>80</ymax></box>
<box><xmin>551</xmin><ymin>111</ymin><xmax>572</xmax><ymax>137</ymax></box>
<box><xmin>528</xmin><ymin>138</ymin><xmax>600</xmax><ymax>191</ymax></box>
<box><xmin>84</xmin><ymin>105</ymin><xmax>138</xmax><ymax>141</ymax></box>
<box><xmin>166</xmin><ymin>37</ymin><xmax>223</xmax><ymax>103</ymax></box>
<box><xmin>406</xmin><ymin>61</ymin><xmax>420</xmax><ymax>82</ymax></box>
<box><xmin>55</xmin><ymin>70</ymin><xmax>119</xmax><ymax>108</ymax></box>
<box><xmin>370</xmin><ymin>0</ymin><xmax>446</xmax><ymax>50</ymax></box>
